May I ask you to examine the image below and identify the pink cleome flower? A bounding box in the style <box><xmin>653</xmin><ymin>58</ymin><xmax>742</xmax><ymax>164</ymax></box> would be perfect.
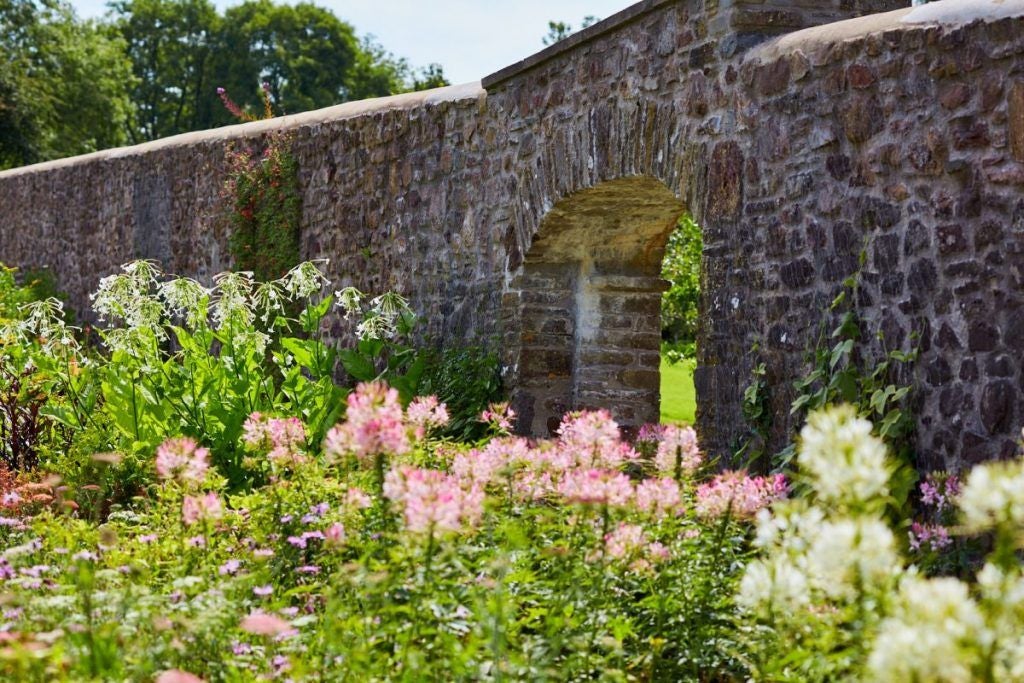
<box><xmin>240</xmin><ymin>612</ymin><xmax>292</xmax><ymax>636</ymax></box>
<box><xmin>451</xmin><ymin>437</ymin><xmax>532</xmax><ymax>488</ymax></box>
<box><xmin>654</xmin><ymin>425</ymin><xmax>702</xmax><ymax>477</ymax></box>
<box><xmin>156</xmin><ymin>671</ymin><xmax>205</xmax><ymax>683</ymax></box>
<box><xmin>325</xmin><ymin>522</ymin><xmax>346</xmax><ymax>547</ymax></box>
<box><xmin>406</xmin><ymin>395</ymin><xmax>450</xmax><ymax>438</ymax></box>
<box><xmin>634</xmin><ymin>477</ymin><xmax>684</xmax><ymax>518</ymax></box>
<box><xmin>557</xmin><ymin>468</ymin><xmax>634</xmax><ymax>508</ymax></box>
<box><xmin>242</xmin><ymin>413</ymin><xmax>307</xmax><ymax>465</ymax></box>
<box><xmin>383</xmin><ymin>466</ymin><xmax>484</xmax><ymax>534</ymax></box>
<box><xmin>695</xmin><ymin>471</ymin><xmax>787</xmax><ymax>520</ymax></box>
<box><xmin>155</xmin><ymin>438</ymin><xmax>210</xmax><ymax>484</ymax></box>
<box><xmin>181</xmin><ymin>493</ymin><xmax>224</xmax><ymax>526</ymax></box>
<box><xmin>323</xmin><ymin>382</ymin><xmax>410</xmax><ymax>462</ymax></box>
<box><xmin>601</xmin><ymin>523</ymin><xmax>672</xmax><ymax>571</ymax></box>
<box><xmin>556</xmin><ymin>410</ymin><xmax>638</xmax><ymax>469</ymax></box>
<box><xmin>480</xmin><ymin>402</ymin><xmax>516</xmax><ymax>433</ymax></box>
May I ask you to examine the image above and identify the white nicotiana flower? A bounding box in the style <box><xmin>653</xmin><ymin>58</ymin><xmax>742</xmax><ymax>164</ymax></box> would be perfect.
<box><xmin>356</xmin><ymin>312</ymin><xmax>393</xmax><ymax>341</ymax></box>
<box><xmin>211</xmin><ymin>271</ymin><xmax>256</xmax><ymax>331</ymax></box>
<box><xmin>121</xmin><ymin>259</ymin><xmax>162</xmax><ymax>285</ymax></box>
<box><xmin>335</xmin><ymin>287</ymin><xmax>363</xmax><ymax>319</ymax></box>
<box><xmin>737</xmin><ymin>556</ymin><xmax>810</xmax><ymax>614</ymax></box>
<box><xmin>959</xmin><ymin>459</ymin><xmax>1024</xmax><ymax>533</ymax></box>
<box><xmin>867</xmin><ymin>576</ymin><xmax>987</xmax><ymax>683</ymax></box>
<box><xmin>279</xmin><ymin>260</ymin><xmax>329</xmax><ymax>299</ymax></box>
<box><xmin>16</xmin><ymin>298</ymin><xmax>81</xmax><ymax>356</ymax></box>
<box><xmin>158</xmin><ymin>277</ymin><xmax>210</xmax><ymax>327</ymax></box>
<box><xmin>252</xmin><ymin>281</ymin><xmax>287</xmax><ymax>323</ymax></box>
<box><xmin>798</xmin><ymin>404</ymin><xmax>890</xmax><ymax>505</ymax></box>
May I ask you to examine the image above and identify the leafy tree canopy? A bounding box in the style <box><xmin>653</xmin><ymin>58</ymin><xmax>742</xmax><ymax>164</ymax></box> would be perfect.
<box><xmin>0</xmin><ymin>0</ymin><xmax>450</xmax><ymax>167</ymax></box>
<box><xmin>0</xmin><ymin>0</ymin><xmax>134</xmax><ymax>167</ymax></box>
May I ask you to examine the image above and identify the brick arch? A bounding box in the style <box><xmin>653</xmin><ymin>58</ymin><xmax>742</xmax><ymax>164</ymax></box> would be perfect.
<box><xmin>504</xmin><ymin>176</ymin><xmax>686</xmax><ymax>435</ymax></box>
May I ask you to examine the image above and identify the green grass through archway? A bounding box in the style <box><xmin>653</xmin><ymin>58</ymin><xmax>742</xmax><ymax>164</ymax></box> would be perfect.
<box><xmin>660</xmin><ymin>353</ymin><xmax>696</xmax><ymax>426</ymax></box>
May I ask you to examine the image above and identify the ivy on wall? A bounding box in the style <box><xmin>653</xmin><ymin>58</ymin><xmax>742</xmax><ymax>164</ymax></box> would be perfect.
<box><xmin>219</xmin><ymin>84</ymin><xmax>302</xmax><ymax>280</ymax></box>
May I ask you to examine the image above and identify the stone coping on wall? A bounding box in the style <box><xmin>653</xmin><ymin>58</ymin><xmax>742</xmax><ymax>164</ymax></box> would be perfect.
<box><xmin>481</xmin><ymin>0</ymin><xmax>678</xmax><ymax>89</ymax></box>
<box><xmin>748</xmin><ymin>0</ymin><xmax>1024</xmax><ymax>63</ymax></box>
<box><xmin>0</xmin><ymin>81</ymin><xmax>486</xmax><ymax>179</ymax></box>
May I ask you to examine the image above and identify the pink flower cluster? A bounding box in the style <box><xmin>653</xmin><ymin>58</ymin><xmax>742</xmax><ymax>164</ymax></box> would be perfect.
<box><xmin>182</xmin><ymin>493</ymin><xmax>224</xmax><ymax>526</ymax></box>
<box><xmin>443</xmin><ymin>413</ymin><xmax>685</xmax><ymax>515</ymax></box>
<box><xmin>323</xmin><ymin>383</ymin><xmax>410</xmax><ymax>462</ymax></box>
<box><xmin>558</xmin><ymin>469</ymin><xmax>634</xmax><ymax>507</ymax></box>
<box><xmin>908</xmin><ymin>522</ymin><xmax>953</xmax><ymax>553</ymax></box>
<box><xmin>694</xmin><ymin>471</ymin><xmax>787</xmax><ymax>520</ymax></box>
<box><xmin>557</xmin><ymin>410</ymin><xmax>638</xmax><ymax>469</ymax></box>
<box><xmin>383</xmin><ymin>466</ymin><xmax>484</xmax><ymax>535</ymax></box>
<box><xmin>634</xmin><ymin>478</ymin><xmax>684</xmax><ymax>518</ymax></box>
<box><xmin>480</xmin><ymin>402</ymin><xmax>516</xmax><ymax>433</ymax></box>
<box><xmin>602</xmin><ymin>522</ymin><xmax>671</xmax><ymax>572</ymax></box>
<box><xmin>406</xmin><ymin>395</ymin><xmax>450</xmax><ymax>439</ymax></box>
<box><xmin>920</xmin><ymin>472</ymin><xmax>960</xmax><ymax>513</ymax></box>
<box><xmin>155</xmin><ymin>438</ymin><xmax>210</xmax><ymax>485</ymax></box>
<box><xmin>654</xmin><ymin>425</ymin><xmax>702</xmax><ymax>477</ymax></box>
<box><xmin>242</xmin><ymin>413</ymin><xmax>307</xmax><ymax>465</ymax></box>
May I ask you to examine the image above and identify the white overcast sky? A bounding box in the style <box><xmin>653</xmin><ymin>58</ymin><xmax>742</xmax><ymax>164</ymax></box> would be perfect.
<box><xmin>69</xmin><ymin>0</ymin><xmax>635</xmax><ymax>85</ymax></box>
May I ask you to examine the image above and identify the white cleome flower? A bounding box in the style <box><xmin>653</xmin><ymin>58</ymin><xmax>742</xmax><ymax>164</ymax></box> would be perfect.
<box><xmin>737</xmin><ymin>556</ymin><xmax>810</xmax><ymax>615</ymax></box>
<box><xmin>798</xmin><ymin>404</ymin><xmax>890</xmax><ymax>506</ymax></box>
<box><xmin>958</xmin><ymin>459</ymin><xmax>1024</xmax><ymax>534</ymax></box>
<box><xmin>803</xmin><ymin>517</ymin><xmax>901</xmax><ymax>600</ymax></box>
<box><xmin>867</xmin><ymin>576</ymin><xmax>987</xmax><ymax>683</ymax></box>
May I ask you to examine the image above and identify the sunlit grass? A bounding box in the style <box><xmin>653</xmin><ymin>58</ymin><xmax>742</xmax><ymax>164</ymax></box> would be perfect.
<box><xmin>660</xmin><ymin>354</ymin><xmax>696</xmax><ymax>425</ymax></box>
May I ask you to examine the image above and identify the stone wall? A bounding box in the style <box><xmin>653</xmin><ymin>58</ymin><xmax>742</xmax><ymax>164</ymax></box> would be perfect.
<box><xmin>1</xmin><ymin>0</ymin><xmax>1023</xmax><ymax>472</ymax></box>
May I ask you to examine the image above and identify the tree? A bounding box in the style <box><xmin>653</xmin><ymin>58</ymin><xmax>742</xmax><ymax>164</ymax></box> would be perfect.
<box><xmin>109</xmin><ymin>0</ymin><xmax>445</xmax><ymax>142</ymax></box>
<box><xmin>0</xmin><ymin>0</ymin><xmax>134</xmax><ymax>168</ymax></box>
<box><xmin>543</xmin><ymin>15</ymin><xmax>600</xmax><ymax>46</ymax></box>
<box><xmin>661</xmin><ymin>216</ymin><xmax>703</xmax><ymax>345</ymax></box>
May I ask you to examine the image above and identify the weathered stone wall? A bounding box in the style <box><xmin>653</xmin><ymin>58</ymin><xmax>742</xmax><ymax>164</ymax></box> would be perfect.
<box><xmin>1</xmin><ymin>0</ymin><xmax>1023</xmax><ymax>471</ymax></box>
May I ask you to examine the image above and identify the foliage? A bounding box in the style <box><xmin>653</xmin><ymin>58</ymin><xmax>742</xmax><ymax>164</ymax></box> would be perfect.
<box><xmin>0</xmin><ymin>0</ymin><xmax>134</xmax><ymax>169</ymax></box>
<box><xmin>0</xmin><ymin>382</ymin><xmax>761</xmax><ymax>680</ymax></box>
<box><xmin>2</xmin><ymin>262</ymin><xmax>1022</xmax><ymax>681</ymax></box>
<box><xmin>661</xmin><ymin>215</ymin><xmax>703</xmax><ymax>345</ymax></box>
<box><xmin>417</xmin><ymin>344</ymin><xmax>503</xmax><ymax>441</ymax></box>
<box><xmin>108</xmin><ymin>0</ymin><xmax>448</xmax><ymax>144</ymax></box>
<box><xmin>219</xmin><ymin>84</ymin><xmax>303</xmax><ymax>281</ymax></box>
<box><xmin>738</xmin><ymin>260</ymin><xmax>918</xmax><ymax>489</ymax></box>
<box><xmin>543</xmin><ymin>15</ymin><xmax>600</xmax><ymax>46</ymax></box>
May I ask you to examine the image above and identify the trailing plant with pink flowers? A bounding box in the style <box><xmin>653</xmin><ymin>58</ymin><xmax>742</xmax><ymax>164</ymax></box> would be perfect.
<box><xmin>219</xmin><ymin>84</ymin><xmax>302</xmax><ymax>281</ymax></box>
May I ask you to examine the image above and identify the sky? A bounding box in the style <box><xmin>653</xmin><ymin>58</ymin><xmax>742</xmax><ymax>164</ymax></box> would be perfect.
<box><xmin>69</xmin><ymin>0</ymin><xmax>635</xmax><ymax>85</ymax></box>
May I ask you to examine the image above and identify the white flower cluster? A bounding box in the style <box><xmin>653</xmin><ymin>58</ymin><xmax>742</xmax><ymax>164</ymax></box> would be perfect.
<box><xmin>86</xmin><ymin>259</ymin><xmax>416</xmax><ymax>355</ymax></box>
<box><xmin>739</xmin><ymin>405</ymin><xmax>901</xmax><ymax>618</ymax></box>
<box><xmin>798</xmin><ymin>404</ymin><xmax>890</xmax><ymax>506</ymax></box>
<box><xmin>868</xmin><ymin>576</ymin><xmax>985</xmax><ymax>683</ymax></box>
<box><xmin>740</xmin><ymin>504</ymin><xmax>900</xmax><ymax>613</ymax></box>
<box><xmin>12</xmin><ymin>297</ymin><xmax>81</xmax><ymax>357</ymax></box>
<box><xmin>958</xmin><ymin>458</ymin><xmax>1024</xmax><ymax>533</ymax></box>
<box><xmin>91</xmin><ymin>260</ymin><xmax>167</xmax><ymax>354</ymax></box>
<box><xmin>334</xmin><ymin>287</ymin><xmax>413</xmax><ymax>341</ymax></box>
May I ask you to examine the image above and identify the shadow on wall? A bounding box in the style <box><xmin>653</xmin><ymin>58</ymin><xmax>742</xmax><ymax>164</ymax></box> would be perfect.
<box><xmin>504</xmin><ymin>176</ymin><xmax>690</xmax><ymax>436</ymax></box>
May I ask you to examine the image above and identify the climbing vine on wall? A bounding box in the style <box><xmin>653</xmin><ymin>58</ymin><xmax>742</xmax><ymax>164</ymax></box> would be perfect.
<box><xmin>219</xmin><ymin>84</ymin><xmax>302</xmax><ymax>281</ymax></box>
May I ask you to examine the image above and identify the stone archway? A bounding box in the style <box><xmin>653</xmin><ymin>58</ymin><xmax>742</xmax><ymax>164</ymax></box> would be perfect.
<box><xmin>505</xmin><ymin>177</ymin><xmax>685</xmax><ymax>435</ymax></box>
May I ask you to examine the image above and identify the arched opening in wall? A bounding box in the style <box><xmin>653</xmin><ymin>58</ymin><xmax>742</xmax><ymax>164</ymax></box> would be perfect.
<box><xmin>658</xmin><ymin>215</ymin><xmax>702</xmax><ymax>427</ymax></box>
<box><xmin>506</xmin><ymin>177</ymin><xmax>692</xmax><ymax>436</ymax></box>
